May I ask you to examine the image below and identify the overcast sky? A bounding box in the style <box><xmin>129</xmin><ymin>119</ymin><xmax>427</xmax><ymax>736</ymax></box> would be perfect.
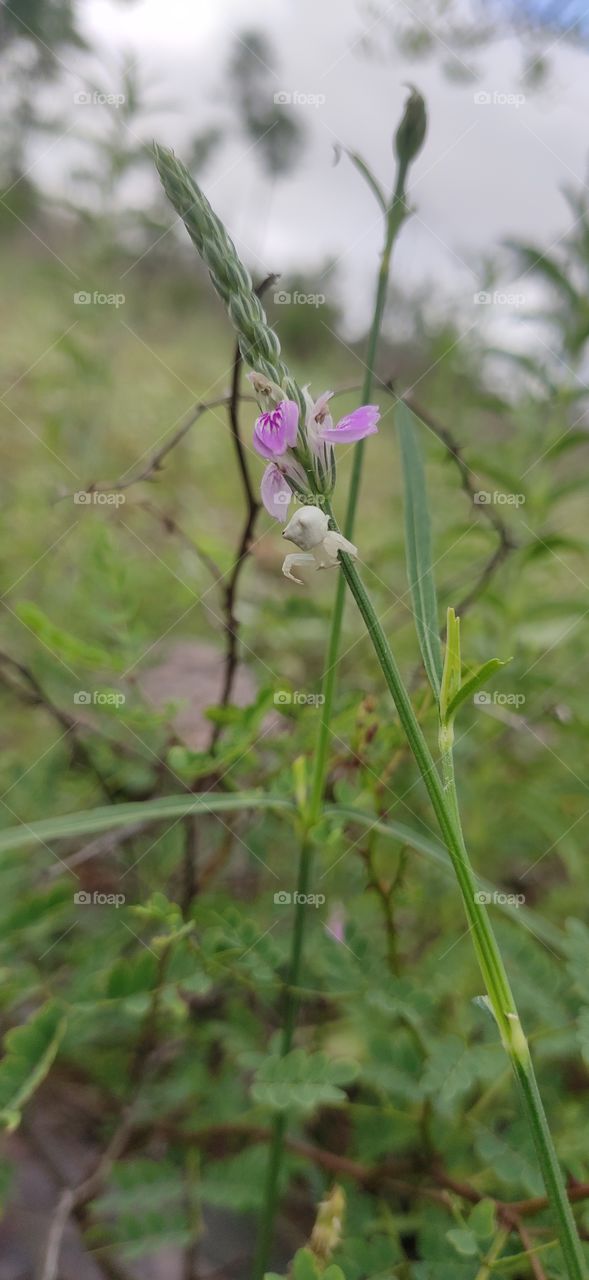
<box><xmin>36</xmin><ymin>0</ymin><xmax>589</xmax><ymax>337</ymax></box>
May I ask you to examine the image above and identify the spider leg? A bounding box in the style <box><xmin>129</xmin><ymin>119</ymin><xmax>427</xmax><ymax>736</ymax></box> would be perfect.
<box><xmin>282</xmin><ymin>552</ymin><xmax>315</xmax><ymax>584</ymax></box>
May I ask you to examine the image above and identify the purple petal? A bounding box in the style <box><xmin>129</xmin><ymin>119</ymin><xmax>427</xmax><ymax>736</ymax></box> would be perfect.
<box><xmin>260</xmin><ymin>463</ymin><xmax>292</xmax><ymax>522</ymax></box>
<box><xmin>282</xmin><ymin>400</ymin><xmax>299</xmax><ymax>447</ymax></box>
<box><xmin>253</xmin><ymin>401</ymin><xmax>299</xmax><ymax>458</ymax></box>
<box><xmin>320</xmin><ymin>404</ymin><xmax>380</xmax><ymax>444</ymax></box>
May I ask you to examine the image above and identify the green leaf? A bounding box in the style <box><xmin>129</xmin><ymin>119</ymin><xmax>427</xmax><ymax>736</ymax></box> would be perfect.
<box><xmin>445</xmin><ymin>658</ymin><xmax>510</xmax><ymax>722</ymax></box>
<box><xmin>292</xmin><ymin>1250</ymin><xmax>322</xmax><ymax>1280</ymax></box>
<box><xmin>202</xmin><ymin>1147</ymin><xmax>291</xmax><ymax>1213</ymax></box>
<box><xmin>96</xmin><ymin>1158</ymin><xmax>185</xmax><ymax>1214</ymax></box>
<box><xmin>467</xmin><ymin>1198</ymin><xmax>496</xmax><ymax>1241</ymax></box>
<box><xmin>397</xmin><ymin>401</ymin><xmax>443</xmax><ymax>698</ymax></box>
<box><xmin>0</xmin><ymin>1002</ymin><xmax>66</xmax><ymax>1131</ymax></box>
<box><xmin>440</xmin><ymin>606</ymin><xmax>461</xmax><ymax>725</ymax></box>
<box><xmin>421</xmin><ymin>1036</ymin><xmax>498</xmax><ymax>1115</ymax></box>
<box><xmin>16</xmin><ymin>602</ymin><xmax>120</xmax><ymax>671</ymax></box>
<box><xmin>105</xmin><ymin>952</ymin><xmax>158</xmax><ymax>1000</ymax></box>
<box><xmin>474</xmin><ymin>1123</ymin><xmax>543</xmax><ymax>1195</ymax></box>
<box><xmin>251</xmin><ymin>1049</ymin><xmax>358</xmax><ymax>1114</ymax></box>
<box><xmin>446</xmin><ymin>1227</ymin><xmax>478</xmax><ymax>1256</ymax></box>
<box><xmin>0</xmin><ymin>791</ymin><xmax>296</xmax><ymax>854</ymax></box>
<box><xmin>335</xmin><ymin>145</ymin><xmax>387</xmax><ymax>212</ymax></box>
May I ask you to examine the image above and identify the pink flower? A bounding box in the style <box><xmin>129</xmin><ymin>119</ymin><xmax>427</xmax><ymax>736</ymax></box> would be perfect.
<box><xmin>319</xmin><ymin>403</ymin><xmax>380</xmax><ymax>444</ymax></box>
<box><xmin>253</xmin><ymin>400</ymin><xmax>299</xmax><ymax>459</ymax></box>
<box><xmin>260</xmin><ymin>463</ymin><xmax>292</xmax><ymax>521</ymax></box>
<box><xmin>305</xmin><ymin>389</ymin><xmax>335</xmax><ymax>456</ymax></box>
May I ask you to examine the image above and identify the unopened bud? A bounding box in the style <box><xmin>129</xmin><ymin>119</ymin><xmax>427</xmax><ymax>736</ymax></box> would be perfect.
<box><xmin>246</xmin><ymin>370</ymin><xmax>287</xmax><ymax>408</ymax></box>
<box><xmin>309</xmin><ymin>1185</ymin><xmax>346</xmax><ymax>1263</ymax></box>
<box><xmin>394</xmin><ymin>86</ymin><xmax>427</xmax><ymax>167</ymax></box>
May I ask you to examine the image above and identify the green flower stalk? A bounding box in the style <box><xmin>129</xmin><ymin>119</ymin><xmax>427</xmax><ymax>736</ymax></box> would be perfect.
<box><xmin>154</xmin><ymin>136</ymin><xmax>588</xmax><ymax>1280</ymax></box>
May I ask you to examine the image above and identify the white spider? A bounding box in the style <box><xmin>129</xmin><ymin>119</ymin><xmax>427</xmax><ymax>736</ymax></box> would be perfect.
<box><xmin>281</xmin><ymin>507</ymin><xmax>358</xmax><ymax>585</ymax></box>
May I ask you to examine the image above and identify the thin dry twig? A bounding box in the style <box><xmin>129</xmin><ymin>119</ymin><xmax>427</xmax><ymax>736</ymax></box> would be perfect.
<box><xmin>37</xmin><ymin>1110</ymin><xmax>135</xmax><ymax>1280</ymax></box>
<box><xmin>61</xmin><ymin>395</ymin><xmax>254</xmax><ymax>499</ymax></box>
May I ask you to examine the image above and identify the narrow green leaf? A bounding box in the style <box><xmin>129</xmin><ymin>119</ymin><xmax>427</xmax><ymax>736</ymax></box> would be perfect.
<box><xmin>397</xmin><ymin>402</ymin><xmax>443</xmax><ymax>698</ymax></box>
<box><xmin>445</xmin><ymin>658</ymin><xmax>510</xmax><ymax>722</ymax></box>
<box><xmin>0</xmin><ymin>792</ymin><xmax>295</xmax><ymax>854</ymax></box>
<box><xmin>335</xmin><ymin>145</ymin><xmax>387</xmax><ymax>212</ymax></box>
<box><xmin>440</xmin><ymin>606</ymin><xmax>461</xmax><ymax>725</ymax></box>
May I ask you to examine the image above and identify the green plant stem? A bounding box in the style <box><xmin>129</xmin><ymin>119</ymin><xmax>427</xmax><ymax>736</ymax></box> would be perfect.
<box><xmin>475</xmin><ymin>1229</ymin><xmax>510</xmax><ymax>1280</ymax></box>
<box><xmin>309</xmin><ymin>160</ymin><xmax>409</xmax><ymax>825</ymax></box>
<box><xmin>252</xmin><ymin>837</ymin><xmax>313</xmax><ymax>1278</ymax></box>
<box><xmin>338</xmin><ymin>550</ymin><xmax>587</xmax><ymax>1280</ymax></box>
<box><xmin>253</xmin><ymin>164</ymin><xmax>410</xmax><ymax>1280</ymax></box>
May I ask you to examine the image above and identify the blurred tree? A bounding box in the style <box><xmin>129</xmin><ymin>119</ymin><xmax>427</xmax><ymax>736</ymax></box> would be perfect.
<box><xmin>0</xmin><ymin>0</ymin><xmax>86</xmax><ymax>228</ymax></box>
<box><xmin>227</xmin><ymin>29</ymin><xmax>305</xmax><ymax>177</ymax></box>
<box><xmin>359</xmin><ymin>0</ymin><xmax>589</xmax><ymax>85</ymax></box>
<box><xmin>506</xmin><ymin>187</ymin><xmax>589</xmax><ymax>366</ymax></box>
<box><xmin>0</xmin><ymin>0</ymin><xmax>85</xmax><ymax>67</ymax></box>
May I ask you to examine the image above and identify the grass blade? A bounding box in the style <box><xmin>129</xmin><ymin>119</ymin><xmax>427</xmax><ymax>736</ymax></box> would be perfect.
<box><xmin>397</xmin><ymin>401</ymin><xmax>443</xmax><ymax>698</ymax></box>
